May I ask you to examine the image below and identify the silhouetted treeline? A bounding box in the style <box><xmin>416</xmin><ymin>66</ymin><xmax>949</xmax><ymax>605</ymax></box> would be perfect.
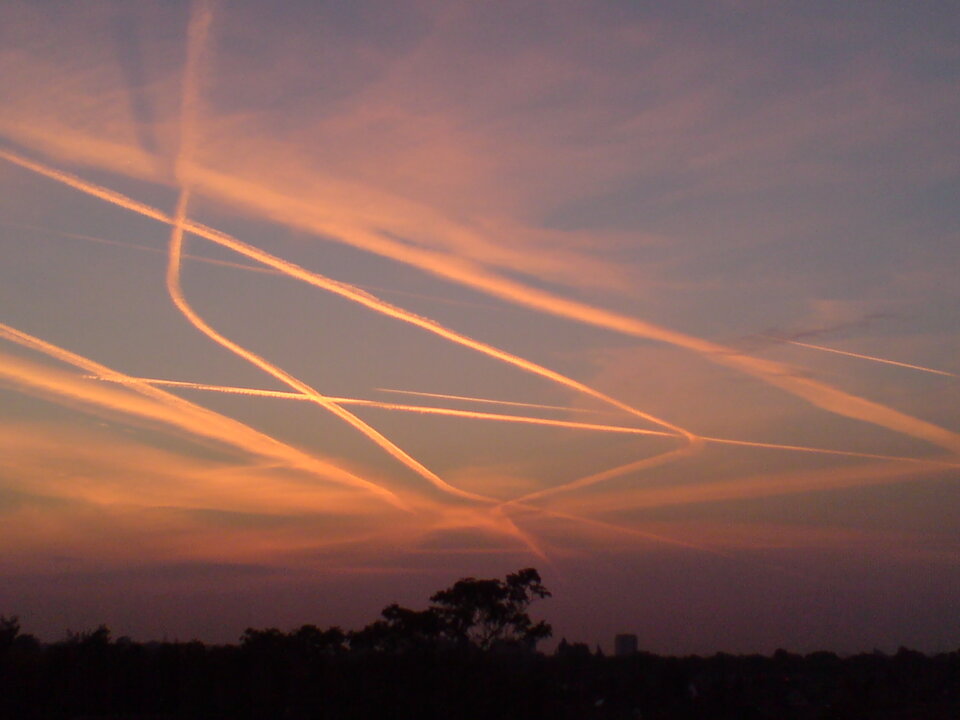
<box><xmin>2</xmin><ymin>570</ymin><xmax>959</xmax><ymax>719</ymax></box>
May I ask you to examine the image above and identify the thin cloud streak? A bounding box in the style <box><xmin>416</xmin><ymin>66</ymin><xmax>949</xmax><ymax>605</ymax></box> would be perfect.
<box><xmin>762</xmin><ymin>335</ymin><xmax>958</xmax><ymax>378</ymax></box>
<box><xmin>374</xmin><ymin>387</ymin><xmax>605</xmax><ymax>414</ymax></box>
<box><xmin>0</xmin><ymin>219</ymin><xmax>495</xmax><ymax>310</ymax></box>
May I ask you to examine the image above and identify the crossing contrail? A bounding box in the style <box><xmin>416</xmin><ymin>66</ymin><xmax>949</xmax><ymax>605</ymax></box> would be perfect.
<box><xmin>0</xmin><ymin>323</ymin><xmax>408</xmax><ymax>508</ymax></box>
<box><xmin>0</xmin><ymin>148</ymin><xmax>698</xmax><ymax>445</ymax></box>
<box><xmin>167</xmin><ymin>189</ymin><xmax>498</xmax><ymax>504</ymax></box>
<box><xmin>0</xmin><ymin>219</ymin><xmax>496</xmax><ymax>309</ymax></box>
<box><xmin>4</xmin><ymin>149</ymin><xmax>958</xmax><ymax>461</ymax></box>
<box><xmin>91</xmin><ymin>376</ymin><xmax>959</xmax><ymax>468</ymax></box>
<box><xmin>87</xmin><ymin>376</ymin><xmax>674</xmax><ymax>436</ymax></box>
<box><xmin>167</xmin><ymin>156</ymin><xmax>960</xmax><ymax>456</ymax></box>
<box><xmin>163</xmin><ymin>2</ymin><xmax>501</xmax><ymax>507</ymax></box>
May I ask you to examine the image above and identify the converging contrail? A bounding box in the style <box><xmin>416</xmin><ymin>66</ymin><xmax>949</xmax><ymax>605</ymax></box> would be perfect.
<box><xmin>163</xmin><ymin>2</ymin><xmax>499</xmax><ymax>507</ymax></box>
<box><xmin>5</xmin><ymin>149</ymin><xmax>958</xmax><ymax>462</ymax></box>
<box><xmin>0</xmin><ymin>149</ymin><xmax>700</xmax><ymax>450</ymax></box>
<box><xmin>92</xmin><ymin>376</ymin><xmax>959</xmax><ymax>468</ymax></box>
<box><xmin>167</xmin><ymin>188</ymin><xmax>498</xmax><ymax>504</ymax></box>
<box><xmin>506</xmin><ymin>446</ymin><xmax>700</xmax><ymax>506</ymax></box>
<box><xmin>761</xmin><ymin>335</ymin><xmax>958</xmax><ymax>378</ymax></box>
<box><xmin>163</xmin><ymin>158</ymin><xmax>960</xmax><ymax>456</ymax></box>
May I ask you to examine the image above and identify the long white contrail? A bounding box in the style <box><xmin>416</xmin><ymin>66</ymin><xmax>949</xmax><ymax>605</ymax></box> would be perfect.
<box><xmin>164</xmin><ymin>3</ymin><xmax>497</xmax><ymax>506</ymax></box>
<box><xmin>165</xmin><ymin>156</ymin><xmax>960</xmax><ymax>456</ymax></box>
<box><xmin>166</xmin><ymin>191</ymin><xmax>496</xmax><ymax>503</ymax></box>
<box><xmin>0</xmin><ymin>149</ymin><xmax>699</xmax><ymax>446</ymax></box>
<box><xmin>92</xmin><ymin>376</ymin><xmax>959</xmax><ymax>468</ymax></box>
<box><xmin>5</xmin><ymin>110</ymin><xmax>958</xmax><ymax>460</ymax></box>
<box><xmin>761</xmin><ymin>335</ymin><xmax>957</xmax><ymax>378</ymax></box>
<box><xmin>4</xmin><ymin>150</ymin><xmax>957</xmax><ymax>461</ymax></box>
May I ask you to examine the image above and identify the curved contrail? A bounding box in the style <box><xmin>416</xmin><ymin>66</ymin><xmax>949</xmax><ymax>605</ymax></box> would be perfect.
<box><xmin>164</xmin><ymin>1</ymin><xmax>499</xmax><ymax>506</ymax></box>
<box><xmin>166</xmin><ymin>157</ymin><xmax>960</xmax><ymax>456</ymax></box>
<box><xmin>2</xmin><ymin>149</ymin><xmax>954</xmax><ymax>461</ymax></box>
<box><xmin>167</xmin><ymin>189</ymin><xmax>496</xmax><ymax>504</ymax></box>
<box><xmin>0</xmin><ymin>149</ymin><xmax>699</xmax><ymax>454</ymax></box>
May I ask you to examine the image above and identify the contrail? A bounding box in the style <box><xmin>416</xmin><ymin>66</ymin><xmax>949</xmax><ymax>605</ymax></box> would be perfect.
<box><xmin>115</xmin><ymin>379</ymin><xmax>604</xmax><ymax>415</ymax></box>
<box><xmin>165</xmin><ymin>6</ymin><xmax>497</xmax><ymax>507</ymax></box>
<box><xmin>0</xmin><ymin>149</ymin><xmax>699</xmax><ymax>447</ymax></box>
<box><xmin>375</xmin><ymin>387</ymin><xmax>603</xmax><ymax>414</ymax></box>
<box><xmin>166</xmin><ymin>190</ymin><xmax>497</xmax><ymax>504</ymax></box>
<box><xmin>505</xmin><ymin>445</ymin><xmax>700</xmax><ymax>506</ymax></box>
<box><xmin>502</xmin><ymin>432</ymin><xmax>960</xmax><ymax>507</ymax></box>
<box><xmin>5</xmin><ymin>150</ymin><xmax>957</xmax><ymax>460</ymax></box>
<box><xmin>503</xmin><ymin>444</ymin><xmax>957</xmax><ymax>508</ymax></box>
<box><xmin>90</xmin><ymin>376</ymin><xmax>959</xmax><ymax>468</ymax></box>
<box><xmin>173</xmin><ymin>0</ymin><xmax>213</xmax><ymax>183</ymax></box>
<box><xmin>0</xmin><ymin>324</ymin><xmax>407</xmax><ymax>509</ymax></box>
<box><xmin>89</xmin><ymin>376</ymin><xmax>674</xmax><ymax>436</ymax></box>
<box><xmin>761</xmin><ymin>335</ymin><xmax>957</xmax><ymax>378</ymax></box>
<box><xmin>504</xmin><ymin>503</ymin><xmax>738</xmax><ymax>559</ymax></box>
<box><xmin>163</xmin><ymin>158</ymin><xmax>960</xmax><ymax>456</ymax></box>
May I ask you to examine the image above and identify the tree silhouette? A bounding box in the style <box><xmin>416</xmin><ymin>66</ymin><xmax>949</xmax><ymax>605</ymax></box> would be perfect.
<box><xmin>0</xmin><ymin>615</ymin><xmax>20</xmax><ymax>653</ymax></box>
<box><xmin>429</xmin><ymin>567</ymin><xmax>552</xmax><ymax>650</ymax></box>
<box><xmin>349</xmin><ymin>603</ymin><xmax>445</xmax><ymax>652</ymax></box>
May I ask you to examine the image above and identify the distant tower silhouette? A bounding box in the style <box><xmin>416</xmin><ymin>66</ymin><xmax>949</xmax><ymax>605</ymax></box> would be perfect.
<box><xmin>614</xmin><ymin>633</ymin><xmax>638</xmax><ymax>656</ymax></box>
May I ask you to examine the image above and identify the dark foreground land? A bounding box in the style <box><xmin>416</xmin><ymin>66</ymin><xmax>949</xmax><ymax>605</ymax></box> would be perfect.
<box><xmin>4</xmin><ymin>630</ymin><xmax>960</xmax><ymax>719</ymax></box>
<box><xmin>3</xmin><ymin>569</ymin><xmax>958</xmax><ymax>719</ymax></box>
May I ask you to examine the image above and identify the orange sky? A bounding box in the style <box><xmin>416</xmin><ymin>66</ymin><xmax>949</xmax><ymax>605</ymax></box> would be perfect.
<box><xmin>1</xmin><ymin>0</ymin><xmax>958</xmax><ymax>654</ymax></box>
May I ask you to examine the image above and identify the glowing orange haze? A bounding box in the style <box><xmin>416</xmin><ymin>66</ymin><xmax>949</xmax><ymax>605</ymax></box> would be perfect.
<box><xmin>1</xmin><ymin>0</ymin><xmax>958</xmax><ymax>653</ymax></box>
<box><xmin>1</xmin><ymin>148</ymin><xmax>958</xmax><ymax>566</ymax></box>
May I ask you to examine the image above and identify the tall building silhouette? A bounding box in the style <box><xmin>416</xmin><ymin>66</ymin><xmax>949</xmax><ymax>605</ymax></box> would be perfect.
<box><xmin>614</xmin><ymin>633</ymin><xmax>638</xmax><ymax>656</ymax></box>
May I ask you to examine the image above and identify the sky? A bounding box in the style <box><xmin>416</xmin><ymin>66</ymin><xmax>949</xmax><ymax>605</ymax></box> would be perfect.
<box><xmin>1</xmin><ymin>0</ymin><xmax>959</xmax><ymax>655</ymax></box>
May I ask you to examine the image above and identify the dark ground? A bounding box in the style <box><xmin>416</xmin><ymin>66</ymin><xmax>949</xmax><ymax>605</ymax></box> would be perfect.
<box><xmin>3</xmin><ymin>630</ymin><xmax>959</xmax><ymax>719</ymax></box>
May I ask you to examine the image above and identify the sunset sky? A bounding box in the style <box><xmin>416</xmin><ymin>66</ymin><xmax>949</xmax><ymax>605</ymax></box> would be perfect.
<box><xmin>1</xmin><ymin>0</ymin><xmax>958</xmax><ymax>654</ymax></box>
